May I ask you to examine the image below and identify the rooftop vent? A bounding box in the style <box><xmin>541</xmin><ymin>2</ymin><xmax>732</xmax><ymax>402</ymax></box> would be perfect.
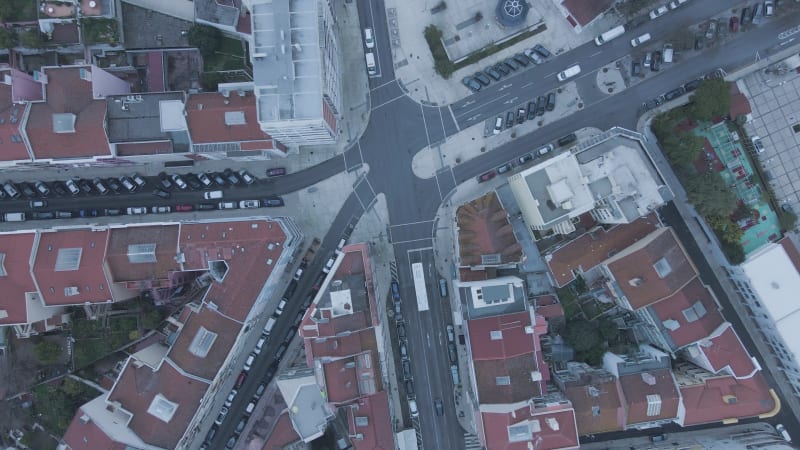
<box><xmin>628</xmin><ymin>277</ymin><xmax>644</xmax><ymax>287</ymax></box>
<box><xmin>641</xmin><ymin>372</ymin><xmax>656</xmax><ymax>385</ymax></box>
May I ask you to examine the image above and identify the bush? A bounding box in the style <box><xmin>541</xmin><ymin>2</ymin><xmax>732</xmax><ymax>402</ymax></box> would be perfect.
<box><xmin>423</xmin><ymin>25</ymin><xmax>454</xmax><ymax>79</ymax></box>
<box><xmin>31</xmin><ymin>378</ymin><xmax>99</xmax><ymax>436</ymax></box>
<box><xmin>188</xmin><ymin>24</ymin><xmax>222</xmax><ymax>59</ymax></box>
<box><xmin>34</xmin><ymin>340</ymin><xmax>62</xmax><ymax>364</ymax></box>
<box><xmin>779</xmin><ymin>210</ymin><xmax>798</xmax><ymax>232</ymax></box>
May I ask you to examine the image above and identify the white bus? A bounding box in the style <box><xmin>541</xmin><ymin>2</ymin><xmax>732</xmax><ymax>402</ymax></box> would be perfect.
<box><xmin>411</xmin><ymin>262</ymin><xmax>430</xmax><ymax>312</ymax></box>
<box><xmin>594</xmin><ymin>25</ymin><xmax>625</xmax><ymax>45</ymax></box>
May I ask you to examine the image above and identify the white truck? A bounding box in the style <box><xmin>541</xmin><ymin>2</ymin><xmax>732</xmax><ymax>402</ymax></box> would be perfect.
<box><xmin>595</xmin><ymin>25</ymin><xmax>625</xmax><ymax>45</ymax></box>
<box><xmin>556</xmin><ymin>64</ymin><xmax>581</xmax><ymax>81</ymax></box>
<box><xmin>365</xmin><ymin>52</ymin><xmax>377</xmax><ymax>76</ymax></box>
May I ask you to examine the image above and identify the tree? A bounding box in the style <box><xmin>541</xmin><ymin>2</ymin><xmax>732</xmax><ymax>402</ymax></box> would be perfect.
<box><xmin>563</xmin><ymin>319</ymin><xmax>600</xmax><ymax>352</ymax></box>
<box><xmin>188</xmin><ymin>24</ymin><xmax>222</xmax><ymax>58</ymax></box>
<box><xmin>684</xmin><ymin>172</ymin><xmax>737</xmax><ymax>217</ymax></box>
<box><xmin>34</xmin><ymin>340</ymin><xmax>62</xmax><ymax>364</ymax></box>
<box><xmin>0</xmin><ymin>28</ymin><xmax>17</xmax><ymax>49</ymax></box>
<box><xmin>19</xmin><ymin>29</ymin><xmax>43</xmax><ymax>48</ymax></box>
<box><xmin>687</xmin><ymin>78</ymin><xmax>731</xmax><ymax>121</ymax></box>
<box><xmin>779</xmin><ymin>210</ymin><xmax>798</xmax><ymax>232</ymax></box>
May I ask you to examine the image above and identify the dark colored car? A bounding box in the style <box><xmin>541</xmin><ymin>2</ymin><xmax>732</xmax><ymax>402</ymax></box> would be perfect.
<box><xmin>478</xmin><ymin>171</ymin><xmax>496</xmax><ymax>183</ymax></box>
<box><xmin>462</xmin><ymin>77</ymin><xmax>482</xmax><ymax>92</ymax></box>
<box><xmin>264</xmin><ymin>361</ymin><xmax>279</xmax><ymax>381</ymax></box>
<box><xmin>505</xmin><ymin>111</ymin><xmax>515</xmax><ymax>128</ymax></box>
<box><xmin>496</xmin><ymin>163</ymin><xmax>513</xmax><ymax>174</ymax></box>
<box><xmin>504</xmin><ymin>58</ymin><xmax>520</xmax><ymax>71</ymax></box>
<box><xmin>196</xmin><ymin>203</ymin><xmax>216</xmax><ymax>211</ymax></box>
<box><xmin>397</xmin><ymin>323</ymin><xmax>406</xmax><ymax>338</ymax></box>
<box><xmin>234</xmin><ymin>371</ymin><xmax>247</xmax><ymax>389</ymax></box>
<box><xmin>157</xmin><ymin>172</ymin><xmax>174</xmax><ymax>191</ymax></box>
<box><xmin>52</xmin><ymin>181</ymin><xmax>68</xmax><ymax>196</ymax></box>
<box><xmin>79</xmin><ymin>209</ymin><xmax>99</xmax><ymax>217</ymax></box>
<box><xmin>512</xmin><ymin>54</ymin><xmax>530</xmax><ymax>66</ymax></box>
<box><xmin>211</xmin><ymin>172</ymin><xmax>227</xmax><ymax>186</ymax></box>
<box><xmin>493</xmin><ymin>63</ymin><xmax>510</xmax><ymax>76</ymax></box>
<box><xmin>153</xmin><ymin>188</ymin><xmax>171</xmax><ymax>199</ymax></box>
<box><xmin>518</xmin><ymin>153</ymin><xmax>534</xmax><ymax>164</ymax></box>
<box><xmin>435</xmin><ymin>398</ymin><xmax>444</xmax><ymax>416</ymax></box>
<box><xmin>664</xmin><ymin>86</ymin><xmax>686</xmax><ymax>101</ymax></box>
<box><xmin>448</xmin><ymin>343</ymin><xmax>458</xmax><ymax>364</ymax></box>
<box><xmin>694</xmin><ymin>35</ymin><xmax>704</xmax><ymax>50</ymax></box>
<box><xmin>266</xmin><ymin>167</ymin><xmax>287</xmax><ymax>177</ymax></box>
<box><xmin>536</xmin><ymin>96</ymin><xmax>546</xmax><ymax>116</ymax></box>
<box><xmin>558</xmin><ymin>133</ymin><xmax>578</xmax><ymax>147</ymax></box>
<box><xmin>391</xmin><ymin>281</ymin><xmax>401</xmax><ymax>301</ymax></box>
<box><xmin>402</xmin><ymin>360</ymin><xmax>412</xmax><ymax>380</ymax></box>
<box><xmin>223</xmin><ymin>169</ymin><xmax>241</xmax><ymax>186</ymax></box>
<box><xmin>106</xmin><ymin>178</ymin><xmax>122</xmax><ymax>194</ymax></box>
<box><xmin>546</xmin><ymin>92</ymin><xmax>556</xmax><ymax>111</ymax></box>
<box><xmin>20</xmin><ymin>183</ymin><xmax>37</xmax><ymax>198</ymax></box>
<box><xmin>32</xmin><ymin>211</ymin><xmax>55</xmax><ymax>220</ymax></box>
<box><xmin>740</xmin><ymin>6</ymin><xmax>750</xmax><ymax>25</ymax></box>
<box><xmin>263</xmin><ymin>197</ymin><xmax>285</xmax><ymax>207</ymax></box>
<box><xmin>526</xmin><ymin>101</ymin><xmax>537</xmax><ymax>120</ymax></box>
<box><xmin>184</xmin><ymin>173</ymin><xmax>202</xmax><ymax>190</ymax></box>
<box><xmin>533</xmin><ymin>44</ymin><xmax>551</xmax><ymax>58</ymax></box>
<box><xmin>473</xmin><ymin>72</ymin><xmax>491</xmax><ymax>86</ymax></box>
<box><xmin>516</xmin><ymin>108</ymin><xmax>526</xmax><ymax>124</ymax></box>
<box><xmin>484</xmin><ymin>66</ymin><xmax>502</xmax><ymax>81</ymax></box>
<box><xmin>651</xmin><ymin>50</ymin><xmax>662</xmax><ymax>72</ymax></box>
<box><xmin>684</xmin><ymin>78</ymin><xmax>702</xmax><ymax>92</ymax></box>
<box><xmin>631</xmin><ymin>61</ymin><xmax>642</xmax><ymax>77</ymax></box>
<box><xmin>405</xmin><ymin>380</ymin><xmax>415</xmax><ymax>398</ymax></box>
<box><xmin>78</xmin><ymin>179</ymin><xmax>93</xmax><ymax>194</ymax></box>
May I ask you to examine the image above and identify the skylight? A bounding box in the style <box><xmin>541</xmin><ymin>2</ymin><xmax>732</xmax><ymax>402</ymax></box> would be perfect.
<box><xmin>653</xmin><ymin>257</ymin><xmax>672</xmax><ymax>278</ymax></box>
<box><xmin>127</xmin><ymin>243</ymin><xmax>157</xmax><ymax>264</ymax></box>
<box><xmin>490</xmin><ymin>330</ymin><xmax>503</xmax><ymax>340</ymax></box>
<box><xmin>224</xmin><ymin>111</ymin><xmax>246</xmax><ymax>126</ymax></box>
<box><xmin>0</xmin><ymin>253</ymin><xmax>6</xmax><ymax>277</ymax></box>
<box><xmin>55</xmin><ymin>248</ymin><xmax>83</xmax><ymax>272</ymax></box>
<box><xmin>188</xmin><ymin>326</ymin><xmax>217</xmax><ymax>358</ymax></box>
<box><xmin>496</xmin><ymin>376</ymin><xmax>511</xmax><ymax>385</ymax></box>
<box><xmin>147</xmin><ymin>393</ymin><xmax>178</xmax><ymax>423</ymax></box>
<box><xmin>682</xmin><ymin>300</ymin><xmax>708</xmax><ymax>323</ymax></box>
<box><xmin>507</xmin><ymin>423</ymin><xmax>532</xmax><ymax>442</ymax></box>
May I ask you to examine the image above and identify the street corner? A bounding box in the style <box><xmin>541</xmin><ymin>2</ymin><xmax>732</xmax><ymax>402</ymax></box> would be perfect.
<box><xmin>410</xmin><ymin>144</ymin><xmax>444</xmax><ymax>179</ymax></box>
<box><xmin>594</xmin><ymin>62</ymin><xmax>627</xmax><ymax>95</ymax></box>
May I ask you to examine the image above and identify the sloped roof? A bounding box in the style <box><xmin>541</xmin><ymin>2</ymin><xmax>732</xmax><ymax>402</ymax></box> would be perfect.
<box><xmin>699</xmin><ymin>323</ymin><xmax>758</xmax><ymax>378</ymax></box>
<box><xmin>185</xmin><ymin>91</ymin><xmax>277</xmax><ymax>147</ymax></box>
<box><xmin>167</xmin><ymin>306</ymin><xmax>241</xmax><ymax>381</ymax></box>
<box><xmin>481</xmin><ymin>404</ymin><xmax>579</xmax><ymax>450</ymax></box>
<box><xmin>61</xmin><ymin>406</ymin><xmax>127</xmax><ymax>450</ymax></box>
<box><xmin>105</xmin><ymin>224</ymin><xmax>181</xmax><ymax>283</ymax></box>
<box><xmin>0</xmin><ymin>232</ymin><xmax>37</xmax><ymax>325</ymax></box>
<box><xmin>456</xmin><ymin>192</ymin><xmax>522</xmax><ymax>267</ymax></box>
<box><xmin>564</xmin><ymin>379</ymin><xmax>626</xmax><ymax>435</ymax></box>
<box><xmin>679</xmin><ymin>373</ymin><xmax>774</xmax><ymax>426</ymax></box>
<box><xmin>618</xmin><ymin>368</ymin><xmax>680</xmax><ymax>425</ymax></box>
<box><xmin>604</xmin><ymin>227</ymin><xmax>697</xmax><ymax>310</ymax></box>
<box><xmin>648</xmin><ymin>278</ymin><xmax>724</xmax><ymax>350</ymax></box>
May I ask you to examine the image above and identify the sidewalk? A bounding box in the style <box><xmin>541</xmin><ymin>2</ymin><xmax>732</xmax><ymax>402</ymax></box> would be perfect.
<box><xmin>384</xmin><ymin>0</ymin><xmax>622</xmax><ymax>106</ymax></box>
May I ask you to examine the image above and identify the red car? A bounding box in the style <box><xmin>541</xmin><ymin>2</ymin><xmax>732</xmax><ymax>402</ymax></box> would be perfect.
<box><xmin>234</xmin><ymin>371</ymin><xmax>247</xmax><ymax>389</ymax></box>
<box><xmin>175</xmin><ymin>204</ymin><xmax>194</xmax><ymax>212</ymax></box>
<box><xmin>478</xmin><ymin>171</ymin><xmax>496</xmax><ymax>183</ymax></box>
<box><xmin>729</xmin><ymin>16</ymin><xmax>739</xmax><ymax>33</ymax></box>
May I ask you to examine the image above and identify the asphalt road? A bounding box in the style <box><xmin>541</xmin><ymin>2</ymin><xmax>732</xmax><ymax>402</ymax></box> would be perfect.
<box><xmin>7</xmin><ymin>1</ymin><xmax>800</xmax><ymax>448</ymax></box>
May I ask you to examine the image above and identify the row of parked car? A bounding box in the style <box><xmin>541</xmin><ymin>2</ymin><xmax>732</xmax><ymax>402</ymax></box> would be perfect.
<box><xmin>493</xmin><ymin>92</ymin><xmax>557</xmax><ymax>135</ymax></box>
<box><xmin>478</xmin><ymin>133</ymin><xmax>578</xmax><ymax>183</ymax></box>
<box><xmin>460</xmin><ymin>44</ymin><xmax>552</xmax><ymax>92</ymax></box>
<box><xmin>641</xmin><ymin>70</ymin><xmax>722</xmax><ymax>112</ymax></box>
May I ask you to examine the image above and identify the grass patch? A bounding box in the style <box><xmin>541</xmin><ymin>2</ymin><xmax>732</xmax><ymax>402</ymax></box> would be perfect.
<box><xmin>71</xmin><ymin>316</ymin><xmax>139</xmax><ymax>369</ymax></box>
<box><xmin>0</xmin><ymin>0</ymin><xmax>38</xmax><ymax>22</ymax></box>
<box><xmin>31</xmin><ymin>378</ymin><xmax>99</xmax><ymax>436</ymax></box>
<box><xmin>423</xmin><ymin>23</ymin><xmax>547</xmax><ymax>79</ymax></box>
<box><xmin>81</xmin><ymin>18</ymin><xmax>119</xmax><ymax>44</ymax></box>
<box><xmin>204</xmin><ymin>37</ymin><xmax>247</xmax><ymax>72</ymax></box>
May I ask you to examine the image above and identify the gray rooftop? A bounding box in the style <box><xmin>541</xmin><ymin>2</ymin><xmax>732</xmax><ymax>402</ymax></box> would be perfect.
<box><xmin>522</xmin><ymin>170</ymin><xmax>572</xmax><ymax>227</ymax></box>
<box><xmin>250</xmin><ymin>0</ymin><xmax>322</xmax><ymax>123</ymax></box>
<box><xmin>461</xmin><ymin>279</ymin><xmax>527</xmax><ymax>320</ymax></box>
<box><xmin>106</xmin><ymin>92</ymin><xmax>185</xmax><ymax>142</ymax></box>
<box><xmin>195</xmin><ymin>0</ymin><xmax>240</xmax><ymax>28</ymax></box>
<box><xmin>292</xmin><ymin>383</ymin><xmax>331</xmax><ymax>439</ymax></box>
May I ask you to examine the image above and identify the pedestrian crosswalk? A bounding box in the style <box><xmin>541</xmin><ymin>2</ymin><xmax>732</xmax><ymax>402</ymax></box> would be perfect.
<box><xmin>389</xmin><ymin>261</ymin><xmax>398</xmax><ymax>281</ymax></box>
<box><xmin>463</xmin><ymin>433</ymin><xmax>483</xmax><ymax>449</ymax></box>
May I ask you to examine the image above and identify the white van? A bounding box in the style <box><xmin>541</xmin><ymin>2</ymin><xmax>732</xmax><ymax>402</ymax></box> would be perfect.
<box><xmin>365</xmin><ymin>52</ymin><xmax>377</xmax><ymax>76</ymax></box>
<box><xmin>631</xmin><ymin>33</ymin><xmax>651</xmax><ymax>47</ymax></box>
<box><xmin>293</xmin><ymin>267</ymin><xmax>304</xmax><ymax>281</ymax></box>
<box><xmin>363</xmin><ymin>28</ymin><xmax>375</xmax><ymax>48</ymax></box>
<box><xmin>263</xmin><ymin>317</ymin><xmax>277</xmax><ymax>336</ymax></box>
<box><xmin>218</xmin><ymin>201</ymin><xmax>237</xmax><ymax>210</ymax></box>
<box><xmin>663</xmin><ymin>43</ymin><xmax>674</xmax><ymax>63</ymax></box>
<box><xmin>204</xmin><ymin>190</ymin><xmax>223</xmax><ymax>200</ymax></box>
<box><xmin>595</xmin><ymin>25</ymin><xmax>625</xmax><ymax>45</ymax></box>
<box><xmin>3</xmin><ymin>212</ymin><xmax>25</xmax><ymax>222</ymax></box>
<box><xmin>556</xmin><ymin>64</ymin><xmax>581</xmax><ymax>81</ymax></box>
<box><xmin>323</xmin><ymin>256</ymin><xmax>336</xmax><ymax>273</ymax></box>
<box><xmin>243</xmin><ymin>353</ymin><xmax>255</xmax><ymax>371</ymax></box>
<box><xmin>408</xmin><ymin>399</ymin><xmax>419</xmax><ymax>417</ymax></box>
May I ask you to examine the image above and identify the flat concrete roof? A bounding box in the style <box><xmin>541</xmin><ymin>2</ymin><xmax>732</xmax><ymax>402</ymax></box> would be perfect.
<box><xmin>106</xmin><ymin>92</ymin><xmax>185</xmax><ymax>142</ymax></box>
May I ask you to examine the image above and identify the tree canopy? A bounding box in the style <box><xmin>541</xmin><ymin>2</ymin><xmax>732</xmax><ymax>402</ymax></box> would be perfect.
<box><xmin>34</xmin><ymin>340</ymin><xmax>62</xmax><ymax>364</ymax></box>
<box><xmin>0</xmin><ymin>28</ymin><xmax>17</xmax><ymax>49</ymax></box>
<box><xmin>188</xmin><ymin>24</ymin><xmax>222</xmax><ymax>58</ymax></box>
<box><xmin>684</xmin><ymin>172</ymin><xmax>738</xmax><ymax>217</ymax></box>
<box><xmin>687</xmin><ymin>78</ymin><xmax>731</xmax><ymax>121</ymax></box>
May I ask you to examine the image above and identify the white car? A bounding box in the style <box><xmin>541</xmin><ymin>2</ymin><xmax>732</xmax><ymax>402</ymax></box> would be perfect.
<box><xmin>649</xmin><ymin>5</ymin><xmax>668</xmax><ymax>19</ymax></box>
<box><xmin>127</xmin><ymin>207</ymin><xmax>147</xmax><ymax>215</ymax></box>
<box><xmin>493</xmin><ymin>117</ymin><xmax>503</xmax><ymax>135</ymax></box>
<box><xmin>364</xmin><ymin>28</ymin><xmax>375</xmax><ymax>48</ymax></box>
<box><xmin>197</xmin><ymin>172</ymin><xmax>213</xmax><ymax>187</ymax></box>
<box><xmin>668</xmin><ymin>0</ymin><xmax>688</xmax><ymax>9</ymax></box>
<box><xmin>239</xmin><ymin>200</ymin><xmax>261</xmax><ymax>209</ymax></box>
<box><xmin>151</xmin><ymin>206</ymin><xmax>171</xmax><ymax>214</ymax></box>
<box><xmin>170</xmin><ymin>173</ymin><xmax>188</xmax><ymax>190</ymax></box>
<box><xmin>631</xmin><ymin>33</ymin><xmax>652</xmax><ymax>47</ymax></box>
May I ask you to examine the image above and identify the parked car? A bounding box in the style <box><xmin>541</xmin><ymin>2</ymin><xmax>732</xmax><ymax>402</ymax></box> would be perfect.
<box><xmin>32</xmin><ymin>211</ymin><xmax>55</xmax><ymax>220</ymax></box>
<box><xmin>484</xmin><ymin>66</ymin><xmax>502</xmax><ymax>81</ymax></box>
<box><xmin>537</xmin><ymin>144</ymin><xmax>554</xmax><ymax>156</ymax></box>
<box><xmin>524</xmin><ymin>48</ymin><xmax>543</xmax><ymax>64</ymax></box>
<box><xmin>196</xmin><ymin>203</ymin><xmax>216</xmax><ymax>211</ymax></box>
<box><xmin>473</xmin><ymin>72</ymin><xmax>491</xmax><ymax>86</ymax></box>
<box><xmin>435</xmin><ymin>398</ymin><xmax>444</xmax><ymax>416</ymax></box>
<box><xmin>504</xmin><ymin>58</ymin><xmax>520</xmax><ymax>71</ymax></box>
<box><xmin>668</xmin><ymin>0</ymin><xmax>689</xmax><ymax>8</ymax></box>
<box><xmin>496</xmin><ymin>163</ymin><xmax>513</xmax><ymax>174</ymax></box>
<box><xmin>119</xmin><ymin>176</ymin><xmax>137</xmax><ymax>192</ymax></box>
<box><xmin>77</xmin><ymin>179</ymin><xmax>94</xmax><ymax>194</ymax></box>
<box><xmin>34</xmin><ymin>181</ymin><xmax>51</xmax><ymax>197</ymax></box>
<box><xmin>546</xmin><ymin>92</ymin><xmax>556</xmax><ymax>111</ymax></box>
<box><xmin>557</xmin><ymin>133</ymin><xmax>578</xmax><ymax>147</ymax></box>
<box><xmin>533</xmin><ymin>44</ymin><xmax>551</xmax><ymax>58</ymax></box>
<box><xmin>239</xmin><ymin>200</ymin><xmax>261</xmax><ymax>209</ymax></box>
<box><xmin>461</xmin><ymin>77</ymin><xmax>482</xmax><ymax>92</ymax></box>
<box><xmin>631</xmin><ymin>61</ymin><xmax>642</xmax><ymax>77</ymax></box>
<box><xmin>91</xmin><ymin>178</ymin><xmax>109</xmax><ymax>195</ymax></box>
<box><xmin>52</xmin><ymin>181</ymin><xmax>68</xmax><ymax>196</ymax></box>
<box><xmin>664</xmin><ymin>86</ymin><xmax>686</xmax><ymax>101</ymax></box>
<box><xmin>536</xmin><ymin>96</ymin><xmax>546</xmax><ymax>116</ymax></box>
<box><xmin>516</xmin><ymin>107</ymin><xmax>526</xmax><ymax>124</ymax></box>
<box><xmin>643</xmin><ymin>52</ymin><xmax>653</xmax><ymax>69</ymax></box>
<box><xmin>518</xmin><ymin>153</ymin><xmax>534</xmax><ymax>164</ymax></box>
<box><xmin>197</xmin><ymin>172</ymin><xmax>213</xmax><ymax>187</ymax></box>
<box><xmin>751</xmin><ymin>136</ymin><xmax>765</xmax><ymax>153</ymax></box>
<box><xmin>493</xmin><ymin>116</ymin><xmax>503</xmax><ymax>135</ymax></box>
<box><xmin>184</xmin><ymin>173</ymin><xmax>202</xmax><ymax>190</ymax></box>
<box><xmin>694</xmin><ymin>34</ymin><xmax>704</xmax><ymax>50</ymax></box>
<box><xmin>649</xmin><ymin>5</ymin><xmax>668</xmax><ymax>19</ymax></box>
<box><xmin>152</xmin><ymin>188</ymin><xmax>171</xmax><ymax>199</ymax></box>
<box><xmin>127</xmin><ymin>207</ymin><xmax>147</xmax><ymax>215</ymax></box>
<box><xmin>684</xmin><ymin>78</ymin><xmax>702</xmax><ymax>92</ymax></box>
<box><xmin>478</xmin><ymin>171</ymin><xmax>496</xmax><ymax>183</ymax></box>
<box><xmin>238</xmin><ymin>170</ymin><xmax>256</xmax><ymax>185</ymax></box>
<box><xmin>104</xmin><ymin>208</ymin><xmax>122</xmax><ymax>216</ymax></box>
<box><xmin>526</xmin><ymin>101</ymin><xmax>537</xmax><ymax>120</ymax></box>
<box><xmin>223</xmin><ymin>169</ymin><xmax>241</xmax><ymax>185</ymax></box>
<box><xmin>20</xmin><ymin>182</ymin><xmax>37</xmax><ymax>198</ymax></box>
<box><xmin>505</xmin><ymin>111</ymin><xmax>515</xmax><ymax>128</ymax></box>
<box><xmin>151</xmin><ymin>206</ymin><xmax>171</xmax><ymax>214</ymax></box>
<box><xmin>131</xmin><ymin>173</ymin><xmax>147</xmax><ymax>188</ymax></box>
<box><xmin>176</xmin><ymin>204</ymin><xmax>194</xmax><ymax>212</ymax></box>
<box><xmin>705</xmin><ymin>19</ymin><xmax>718</xmax><ymax>40</ymax></box>
<box><xmin>263</xmin><ymin>197</ymin><xmax>285</xmax><ymax>207</ymax></box>
<box><xmin>493</xmin><ymin>63</ymin><xmax>510</xmax><ymax>76</ymax></box>
<box><xmin>765</xmin><ymin>1</ymin><xmax>775</xmax><ymax>16</ymax></box>
<box><xmin>211</xmin><ymin>172</ymin><xmax>227</xmax><ymax>186</ymax></box>
<box><xmin>266</xmin><ymin>167</ymin><xmax>287</xmax><ymax>177</ymax></box>
<box><xmin>512</xmin><ymin>54</ymin><xmax>530</xmax><ymax>66</ymax></box>
<box><xmin>30</xmin><ymin>200</ymin><xmax>47</xmax><ymax>209</ymax></box>
<box><xmin>105</xmin><ymin>178</ymin><xmax>122</xmax><ymax>194</ymax></box>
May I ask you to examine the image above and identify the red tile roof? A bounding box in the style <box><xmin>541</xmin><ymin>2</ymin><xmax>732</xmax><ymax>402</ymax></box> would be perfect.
<box><xmin>107</xmin><ymin>358</ymin><xmax>208</xmax><ymax>449</ymax></box>
<box><xmin>0</xmin><ymin>70</ymin><xmax>37</xmax><ymax>162</ymax></box>
<box><xmin>679</xmin><ymin>372</ymin><xmax>774</xmax><ymax>426</ymax></box>
<box><xmin>561</xmin><ymin>0</ymin><xmax>613</xmax><ymax>26</ymax></box>
<box><xmin>167</xmin><ymin>306</ymin><xmax>241</xmax><ymax>380</ymax></box>
<box><xmin>648</xmin><ymin>278</ymin><xmax>724</xmax><ymax>349</ymax></box>
<box><xmin>32</xmin><ymin>229</ymin><xmax>114</xmax><ymax>306</ymax></box>
<box><xmin>605</xmin><ymin>227</ymin><xmax>697</xmax><ymax>310</ymax></box>
<box><xmin>547</xmin><ymin>214</ymin><xmax>658</xmax><ymax>287</ymax></box>
<box><xmin>779</xmin><ymin>237</ymin><xmax>800</xmax><ymax>272</ymax></box>
<box><xmin>469</xmin><ymin>312</ymin><xmax>547</xmax><ymax>404</ymax></box>
<box><xmin>534</xmin><ymin>295</ymin><xmax>565</xmax><ymax>319</ymax></box>
<box><xmin>185</xmin><ymin>91</ymin><xmax>279</xmax><ymax>146</ymax></box>
<box><xmin>25</xmin><ymin>67</ymin><xmax>117</xmax><ymax>159</ymax></box>
<box><xmin>729</xmin><ymin>83</ymin><xmax>752</xmax><ymax>120</ymax></box>
<box><xmin>62</xmin><ymin>407</ymin><xmax>127</xmax><ymax>450</ymax></box>
<box><xmin>261</xmin><ymin>412</ymin><xmax>300</xmax><ymax>449</ymax></box>
<box><xmin>105</xmin><ymin>225</ymin><xmax>181</xmax><ymax>283</ymax></box>
<box><xmin>618</xmin><ymin>368</ymin><xmax>680</xmax><ymax>425</ymax></box>
<box><xmin>0</xmin><ymin>232</ymin><xmax>37</xmax><ymax>325</ymax></box>
<box><xmin>179</xmin><ymin>219</ymin><xmax>286</xmax><ymax>322</ymax></box>
<box><xmin>698</xmin><ymin>323</ymin><xmax>758</xmax><ymax>378</ymax></box>
<box><xmin>456</xmin><ymin>192</ymin><xmax>522</xmax><ymax>267</ymax></box>
<box><xmin>345</xmin><ymin>392</ymin><xmax>395</xmax><ymax>450</ymax></box>
<box><xmin>481</xmin><ymin>404</ymin><xmax>579</xmax><ymax>450</ymax></box>
<box><xmin>564</xmin><ymin>379</ymin><xmax>626</xmax><ymax>435</ymax></box>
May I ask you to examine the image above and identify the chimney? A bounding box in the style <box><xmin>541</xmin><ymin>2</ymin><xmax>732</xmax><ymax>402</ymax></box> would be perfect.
<box><xmin>79</xmin><ymin>414</ymin><xmax>90</xmax><ymax>424</ymax></box>
<box><xmin>628</xmin><ymin>277</ymin><xmax>643</xmax><ymax>287</ymax></box>
<box><xmin>545</xmin><ymin>417</ymin><xmax>559</xmax><ymax>431</ymax></box>
<box><xmin>641</xmin><ymin>372</ymin><xmax>656</xmax><ymax>385</ymax></box>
